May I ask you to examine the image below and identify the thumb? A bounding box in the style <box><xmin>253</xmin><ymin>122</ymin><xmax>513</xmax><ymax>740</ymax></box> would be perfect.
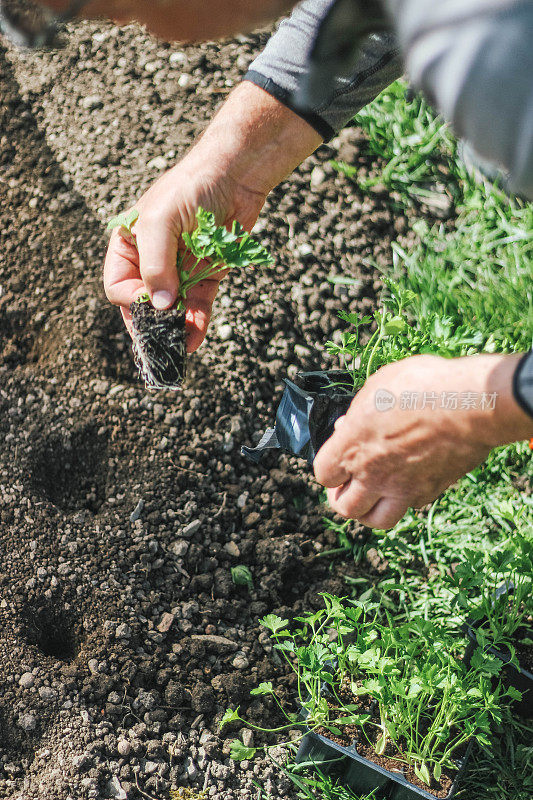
<box><xmin>135</xmin><ymin>214</ymin><xmax>180</xmax><ymax>309</ymax></box>
<box><xmin>313</xmin><ymin>426</ymin><xmax>352</xmax><ymax>488</ymax></box>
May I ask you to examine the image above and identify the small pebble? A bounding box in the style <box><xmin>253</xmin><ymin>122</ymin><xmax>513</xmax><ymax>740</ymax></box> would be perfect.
<box><xmin>19</xmin><ymin>672</ymin><xmax>35</xmax><ymax>689</ymax></box>
<box><xmin>147</xmin><ymin>155</ymin><xmax>168</xmax><ymax>171</ymax></box>
<box><xmin>115</xmin><ymin>623</ymin><xmax>132</xmax><ymax>639</ymax></box>
<box><xmin>18</xmin><ymin>713</ymin><xmax>37</xmax><ymax>732</ymax></box>
<box><xmin>218</xmin><ymin>324</ymin><xmax>233</xmax><ymax>341</ymax></box>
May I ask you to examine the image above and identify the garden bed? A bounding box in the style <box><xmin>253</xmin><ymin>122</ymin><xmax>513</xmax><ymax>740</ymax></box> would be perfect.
<box><xmin>0</xmin><ymin>19</ymin><xmax>407</xmax><ymax>800</ymax></box>
<box><xmin>1</xmin><ymin>12</ymin><xmax>531</xmax><ymax>800</ymax></box>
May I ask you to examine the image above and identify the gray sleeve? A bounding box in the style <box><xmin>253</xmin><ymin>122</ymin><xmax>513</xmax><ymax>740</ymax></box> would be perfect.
<box><xmin>388</xmin><ymin>0</ymin><xmax>533</xmax><ymax>200</ymax></box>
<box><xmin>514</xmin><ymin>351</ymin><xmax>533</xmax><ymax>419</ymax></box>
<box><xmin>245</xmin><ymin>0</ymin><xmax>402</xmax><ymax>140</ymax></box>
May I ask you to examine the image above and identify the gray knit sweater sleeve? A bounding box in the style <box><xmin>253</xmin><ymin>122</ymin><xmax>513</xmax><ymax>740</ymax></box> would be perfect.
<box><xmin>245</xmin><ymin>0</ymin><xmax>401</xmax><ymax>140</ymax></box>
<box><xmin>388</xmin><ymin>0</ymin><xmax>533</xmax><ymax>200</ymax></box>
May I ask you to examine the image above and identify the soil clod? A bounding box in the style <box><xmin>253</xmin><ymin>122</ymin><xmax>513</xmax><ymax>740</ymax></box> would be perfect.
<box><xmin>130</xmin><ymin>299</ymin><xmax>187</xmax><ymax>390</ymax></box>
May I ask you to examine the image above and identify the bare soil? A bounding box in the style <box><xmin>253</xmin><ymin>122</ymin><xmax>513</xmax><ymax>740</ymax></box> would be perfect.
<box><xmin>1</xmin><ymin>15</ymin><xmax>427</xmax><ymax>800</ymax></box>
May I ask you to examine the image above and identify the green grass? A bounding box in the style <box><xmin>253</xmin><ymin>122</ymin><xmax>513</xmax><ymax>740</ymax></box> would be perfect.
<box><xmin>392</xmin><ymin>193</ymin><xmax>533</xmax><ymax>352</ymax></box>
<box><xmin>331</xmin><ymin>80</ymin><xmax>457</xmax><ymax>199</ymax></box>
<box><xmin>295</xmin><ymin>81</ymin><xmax>533</xmax><ymax>799</ymax></box>
<box><xmin>460</xmin><ymin>714</ymin><xmax>533</xmax><ymax>800</ymax></box>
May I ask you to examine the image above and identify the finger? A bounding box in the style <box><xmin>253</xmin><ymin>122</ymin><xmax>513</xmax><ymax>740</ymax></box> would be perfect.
<box><xmin>104</xmin><ymin>229</ymin><xmax>144</xmax><ymax>307</ymax></box>
<box><xmin>313</xmin><ymin>424</ymin><xmax>353</xmax><ymax>488</ymax></box>
<box><xmin>358</xmin><ymin>497</ymin><xmax>409</xmax><ymax>530</ymax></box>
<box><xmin>327</xmin><ymin>479</ymin><xmax>382</xmax><ymax>520</ymax></box>
<box><xmin>135</xmin><ymin>214</ymin><xmax>180</xmax><ymax>309</ymax></box>
<box><xmin>120</xmin><ymin>307</ymin><xmax>134</xmax><ymax>339</ymax></box>
<box><xmin>184</xmin><ymin>277</ymin><xmax>222</xmax><ymax>353</ymax></box>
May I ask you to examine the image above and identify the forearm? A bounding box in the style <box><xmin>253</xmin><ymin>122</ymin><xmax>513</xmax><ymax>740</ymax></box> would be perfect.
<box><xmin>184</xmin><ymin>81</ymin><xmax>323</xmax><ymax>200</ymax></box>
<box><xmin>246</xmin><ymin>0</ymin><xmax>401</xmax><ymax>140</ymax></box>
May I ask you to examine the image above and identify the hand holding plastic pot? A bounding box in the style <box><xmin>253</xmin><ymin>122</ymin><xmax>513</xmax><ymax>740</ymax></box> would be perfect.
<box><xmin>243</xmin><ymin>282</ymin><xmax>533</xmax><ymax>528</ymax></box>
<box><xmin>245</xmin><ymin>351</ymin><xmax>533</xmax><ymax>530</ymax></box>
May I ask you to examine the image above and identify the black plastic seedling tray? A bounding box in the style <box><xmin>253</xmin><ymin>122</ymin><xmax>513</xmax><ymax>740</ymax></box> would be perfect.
<box><xmin>296</xmin><ymin>728</ymin><xmax>472</xmax><ymax>800</ymax></box>
<box><xmin>242</xmin><ymin>370</ymin><xmax>354</xmax><ymax>465</ymax></box>
<box><xmin>463</xmin><ymin>584</ymin><xmax>533</xmax><ymax>718</ymax></box>
<box><xmin>464</xmin><ymin>627</ymin><xmax>533</xmax><ymax>718</ymax></box>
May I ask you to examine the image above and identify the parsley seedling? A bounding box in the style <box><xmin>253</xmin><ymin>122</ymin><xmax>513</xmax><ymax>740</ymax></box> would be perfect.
<box><xmin>108</xmin><ymin>206</ymin><xmax>273</xmax><ymax>310</ymax></box>
<box><xmin>107</xmin><ymin>207</ymin><xmax>273</xmax><ymax>389</ymax></box>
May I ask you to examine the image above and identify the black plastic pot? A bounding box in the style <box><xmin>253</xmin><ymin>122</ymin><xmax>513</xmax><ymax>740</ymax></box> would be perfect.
<box><xmin>295</xmin><ymin>728</ymin><xmax>472</xmax><ymax>800</ymax></box>
<box><xmin>463</xmin><ymin>584</ymin><xmax>533</xmax><ymax>718</ymax></box>
<box><xmin>241</xmin><ymin>370</ymin><xmax>355</xmax><ymax>466</ymax></box>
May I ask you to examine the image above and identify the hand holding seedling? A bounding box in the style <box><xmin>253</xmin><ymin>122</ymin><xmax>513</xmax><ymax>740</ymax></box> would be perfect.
<box><xmin>106</xmin><ymin>206</ymin><xmax>272</xmax><ymax>388</ymax></box>
<box><xmin>103</xmin><ymin>83</ymin><xmax>322</xmax><ymax>353</ymax></box>
<box><xmin>104</xmin><ymin>151</ymin><xmax>264</xmax><ymax>352</ymax></box>
<box><xmin>314</xmin><ymin>353</ymin><xmax>533</xmax><ymax>529</ymax></box>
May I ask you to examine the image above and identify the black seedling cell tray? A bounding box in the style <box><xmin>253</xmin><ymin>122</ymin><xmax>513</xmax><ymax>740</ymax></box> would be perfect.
<box><xmin>463</xmin><ymin>583</ymin><xmax>533</xmax><ymax>718</ymax></box>
<box><xmin>296</xmin><ymin>728</ymin><xmax>471</xmax><ymax>800</ymax></box>
<box><xmin>464</xmin><ymin>627</ymin><xmax>533</xmax><ymax>718</ymax></box>
<box><xmin>242</xmin><ymin>370</ymin><xmax>355</xmax><ymax>466</ymax></box>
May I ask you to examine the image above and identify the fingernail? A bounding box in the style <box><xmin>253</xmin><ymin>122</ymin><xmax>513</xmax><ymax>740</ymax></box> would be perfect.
<box><xmin>152</xmin><ymin>290</ymin><xmax>174</xmax><ymax>309</ymax></box>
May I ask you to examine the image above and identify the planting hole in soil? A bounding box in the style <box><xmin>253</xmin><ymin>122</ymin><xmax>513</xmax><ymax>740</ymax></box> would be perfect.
<box><xmin>20</xmin><ymin>600</ymin><xmax>81</xmax><ymax>662</ymax></box>
<box><xmin>30</xmin><ymin>423</ymin><xmax>108</xmax><ymax>513</ymax></box>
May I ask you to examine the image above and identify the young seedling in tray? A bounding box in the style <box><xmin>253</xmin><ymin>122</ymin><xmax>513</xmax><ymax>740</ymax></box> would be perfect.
<box><xmin>221</xmin><ymin>595</ymin><xmax>518</xmax><ymax>798</ymax></box>
<box><xmin>447</xmin><ymin>532</ymin><xmax>533</xmax><ymax>713</ymax></box>
<box><xmin>107</xmin><ymin>207</ymin><xmax>272</xmax><ymax>390</ymax></box>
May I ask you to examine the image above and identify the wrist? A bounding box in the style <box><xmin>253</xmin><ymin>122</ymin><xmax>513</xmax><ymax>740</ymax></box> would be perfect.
<box><xmin>473</xmin><ymin>353</ymin><xmax>533</xmax><ymax>448</ymax></box>
<box><xmin>192</xmin><ymin>81</ymin><xmax>323</xmax><ymax>198</ymax></box>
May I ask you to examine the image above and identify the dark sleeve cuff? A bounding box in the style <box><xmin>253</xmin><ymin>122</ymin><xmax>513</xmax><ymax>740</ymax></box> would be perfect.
<box><xmin>512</xmin><ymin>351</ymin><xmax>533</xmax><ymax>419</ymax></box>
<box><xmin>244</xmin><ymin>70</ymin><xmax>336</xmax><ymax>142</ymax></box>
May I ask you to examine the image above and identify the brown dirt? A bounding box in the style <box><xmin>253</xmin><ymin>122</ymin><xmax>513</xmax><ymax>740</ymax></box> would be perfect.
<box><xmin>0</xmin><ymin>14</ymin><xmax>432</xmax><ymax>800</ymax></box>
<box><xmin>514</xmin><ymin>639</ymin><xmax>533</xmax><ymax>673</ymax></box>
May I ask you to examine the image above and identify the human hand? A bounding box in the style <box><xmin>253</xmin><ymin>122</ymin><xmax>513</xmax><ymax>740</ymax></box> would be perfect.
<box><xmin>103</xmin><ymin>153</ymin><xmax>266</xmax><ymax>353</ymax></box>
<box><xmin>314</xmin><ymin>353</ymin><xmax>533</xmax><ymax>529</ymax></box>
<box><xmin>103</xmin><ymin>82</ymin><xmax>322</xmax><ymax>353</ymax></box>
